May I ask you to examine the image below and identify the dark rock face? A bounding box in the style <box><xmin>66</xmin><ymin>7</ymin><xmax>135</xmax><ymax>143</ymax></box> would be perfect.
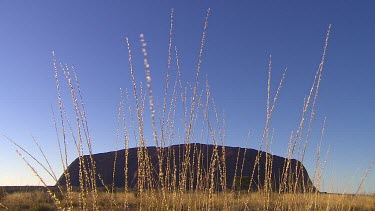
<box><xmin>57</xmin><ymin>143</ymin><xmax>315</xmax><ymax>192</ymax></box>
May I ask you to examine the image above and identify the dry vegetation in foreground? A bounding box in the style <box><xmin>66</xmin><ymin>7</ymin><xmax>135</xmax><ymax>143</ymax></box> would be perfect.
<box><xmin>1</xmin><ymin>188</ymin><xmax>375</xmax><ymax>210</ymax></box>
<box><xmin>2</xmin><ymin>9</ymin><xmax>374</xmax><ymax>211</ymax></box>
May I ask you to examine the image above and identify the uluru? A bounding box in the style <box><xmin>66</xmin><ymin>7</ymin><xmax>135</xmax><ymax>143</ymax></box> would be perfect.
<box><xmin>57</xmin><ymin>143</ymin><xmax>315</xmax><ymax>193</ymax></box>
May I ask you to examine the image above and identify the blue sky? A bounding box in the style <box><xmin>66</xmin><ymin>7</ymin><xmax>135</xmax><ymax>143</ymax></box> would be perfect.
<box><xmin>0</xmin><ymin>1</ymin><xmax>374</xmax><ymax>194</ymax></box>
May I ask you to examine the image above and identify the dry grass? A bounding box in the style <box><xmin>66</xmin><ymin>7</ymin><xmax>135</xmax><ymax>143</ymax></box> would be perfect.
<box><xmin>2</xmin><ymin>8</ymin><xmax>374</xmax><ymax>211</ymax></box>
<box><xmin>1</xmin><ymin>190</ymin><xmax>374</xmax><ymax>210</ymax></box>
<box><xmin>0</xmin><ymin>191</ymin><xmax>55</xmax><ymax>210</ymax></box>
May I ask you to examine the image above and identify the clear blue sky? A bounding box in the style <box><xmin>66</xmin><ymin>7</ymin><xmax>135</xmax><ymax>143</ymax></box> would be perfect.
<box><xmin>0</xmin><ymin>1</ymin><xmax>374</xmax><ymax>194</ymax></box>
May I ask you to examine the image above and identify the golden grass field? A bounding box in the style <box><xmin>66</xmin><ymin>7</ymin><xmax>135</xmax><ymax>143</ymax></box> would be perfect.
<box><xmin>1</xmin><ymin>188</ymin><xmax>374</xmax><ymax>210</ymax></box>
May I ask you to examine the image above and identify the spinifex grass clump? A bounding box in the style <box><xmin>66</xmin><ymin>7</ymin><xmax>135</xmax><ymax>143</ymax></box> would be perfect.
<box><xmin>5</xmin><ymin>8</ymin><xmax>375</xmax><ymax>211</ymax></box>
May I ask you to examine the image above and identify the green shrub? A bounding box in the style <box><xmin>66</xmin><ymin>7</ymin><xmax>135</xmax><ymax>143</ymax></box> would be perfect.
<box><xmin>0</xmin><ymin>187</ymin><xmax>7</xmax><ymax>200</ymax></box>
